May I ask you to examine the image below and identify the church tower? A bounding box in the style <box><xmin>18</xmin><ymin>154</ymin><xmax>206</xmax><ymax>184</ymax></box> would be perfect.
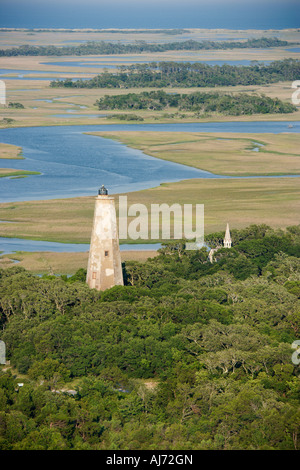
<box><xmin>86</xmin><ymin>185</ymin><xmax>123</xmax><ymax>291</ymax></box>
<box><xmin>223</xmin><ymin>223</ymin><xmax>232</xmax><ymax>248</ymax></box>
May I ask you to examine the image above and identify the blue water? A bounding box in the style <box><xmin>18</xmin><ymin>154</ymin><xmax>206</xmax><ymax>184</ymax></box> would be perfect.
<box><xmin>0</xmin><ymin>0</ymin><xmax>299</xmax><ymax>29</ymax></box>
<box><xmin>285</xmin><ymin>48</ymin><xmax>300</xmax><ymax>52</ymax></box>
<box><xmin>0</xmin><ymin>69</ymin><xmax>95</xmax><ymax>82</ymax></box>
<box><xmin>0</xmin><ymin>77</ymin><xmax>86</xmax><ymax>81</ymax></box>
<box><xmin>0</xmin><ymin>122</ymin><xmax>299</xmax><ymax>203</ymax></box>
<box><xmin>50</xmin><ymin>114</ymin><xmax>106</xmax><ymax>118</ymax></box>
<box><xmin>61</xmin><ymin>37</ymin><xmax>247</xmax><ymax>44</ymax></box>
<box><xmin>0</xmin><ymin>237</ymin><xmax>161</xmax><ymax>255</ymax></box>
<box><xmin>0</xmin><ymin>69</ymin><xmax>59</xmax><ymax>76</ymax></box>
<box><xmin>34</xmin><ymin>99</ymin><xmax>87</xmax><ymax>109</ymax></box>
<box><xmin>42</xmin><ymin>59</ymin><xmax>272</xmax><ymax>69</ymax></box>
<box><xmin>0</xmin><ymin>124</ymin><xmax>214</xmax><ymax>203</ymax></box>
<box><xmin>0</xmin><ymin>75</ymin><xmax>91</xmax><ymax>81</ymax></box>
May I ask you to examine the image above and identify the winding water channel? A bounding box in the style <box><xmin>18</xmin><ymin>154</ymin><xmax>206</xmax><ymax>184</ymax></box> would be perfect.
<box><xmin>0</xmin><ymin>238</ymin><xmax>162</xmax><ymax>256</ymax></box>
<box><xmin>0</xmin><ymin>121</ymin><xmax>299</xmax><ymax>203</ymax></box>
<box><xmin>0</xmin><ymin>121</ymin><xmax>299</xmax><ymax>254</ymax></box>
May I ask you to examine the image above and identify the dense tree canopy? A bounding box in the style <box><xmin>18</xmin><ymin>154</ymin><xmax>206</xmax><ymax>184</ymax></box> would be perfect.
<box><xmin>50</xmin><ymin>59</ymin><xmax>300</xmax><ymax>89</ymax></box>
<box><xmin>95</xmin><ymin>90</ymin><xmax>296</xmax><ymax>115</ymax></box>
<box><xmin>0</xmin><ymin>224</ymin><xmax>299</xmax><ymax>450</ymax></box>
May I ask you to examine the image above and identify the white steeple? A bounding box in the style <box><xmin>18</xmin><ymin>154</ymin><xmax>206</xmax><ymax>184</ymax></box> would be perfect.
<box><xmin>223</xmin><ymin>223</ymin><xmax>232</xmax><ymax>248</ymax></box>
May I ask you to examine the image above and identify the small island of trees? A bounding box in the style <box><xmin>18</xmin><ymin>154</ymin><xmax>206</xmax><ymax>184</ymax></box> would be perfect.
<box><xmin>95</xmin><ymin>90</ymin><xmax>296</xmax><ymax>116</ymax></box>
<box><xmin>50</xmin><ymin>59</ymin><xmax>300</xmax><ymax>89</ymax></box>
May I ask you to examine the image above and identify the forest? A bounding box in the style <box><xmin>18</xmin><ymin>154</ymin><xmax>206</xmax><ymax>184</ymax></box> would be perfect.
<box><xmin>0</xmin><ymin>37</ymin><xmax>293</xmax><ymax>57</ymax></box>
<box><xmin>0</xmin><ymin>224</ymin><xmax>299</xmax><ymax>450</ymax></box>
<box><xmin>95</xmin><ymin>90</ymin><xmax>296</xmax><ymax>115</ymax></box>
<box><xmin>50</xmin><ymin>59</ymin><xmax>300</xmax><ymax>89</ymax></box>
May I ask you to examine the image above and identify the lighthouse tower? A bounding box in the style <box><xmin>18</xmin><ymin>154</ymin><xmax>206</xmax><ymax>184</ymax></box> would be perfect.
<box><xmin>86</xmin><ymin>185</ymin><xmax>123</xmax><ymax>291</ymax></box>
<box><xmin>223</xmin><ymin>223</ymin><xmax>232</xmax><ymax>248</ymax></box>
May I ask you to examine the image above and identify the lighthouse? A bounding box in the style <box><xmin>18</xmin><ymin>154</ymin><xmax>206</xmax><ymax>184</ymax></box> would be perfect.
<box><xmin>86</xmin><ymin>185</ymin><xmax>123</xmax><ymax>291</ymax></box>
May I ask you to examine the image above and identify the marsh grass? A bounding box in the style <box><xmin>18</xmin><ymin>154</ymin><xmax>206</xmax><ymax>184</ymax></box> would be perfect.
<box><xmin>0</xmin><ymin>143</ymin><xmax>23</xmax><ymax>159</ymax></box>
<box><xmin>0</xmin><ymin>169</ymin><xmax>41</xmax><ymax>178</ymax></box>
<box><xmin>0</xmin><ymin>30</ymin><xmax>299</xmax><ymax>274</ymax></box>
<box><xmin>87</xmin><ymin>131</ymin><xmax>300</xmax><ymax>176</ymax></box>
<box><xmin>0</xmin><ymin>177</ymin><xmax>299</xmax><ymax>244</ymax></box>
<box><xmin>0</xmin><ymin>249</ymin><xmax>158</xmax><ymax>274</ymax></box>
<box><xmin>1</xmin><ymin>78</ymin><xmax>300</xmax><ymax>129</ymax></box>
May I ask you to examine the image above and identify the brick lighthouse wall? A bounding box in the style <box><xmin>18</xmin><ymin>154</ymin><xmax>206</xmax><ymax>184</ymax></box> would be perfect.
<box><xmin>86</xmin><ymin>195</ymin><xmax>123</xmax><ymax>291</ymax></box>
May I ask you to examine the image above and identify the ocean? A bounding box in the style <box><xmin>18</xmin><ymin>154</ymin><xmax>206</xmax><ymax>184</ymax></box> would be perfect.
<box><xmin>0</xmin><ymin>0</ymin><xmax>299</xmax><ymax>30</ymax></box>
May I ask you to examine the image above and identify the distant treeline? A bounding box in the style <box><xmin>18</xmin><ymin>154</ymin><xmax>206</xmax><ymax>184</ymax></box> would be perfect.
<box><xmin>51</xmin><ymin>59</ymin><xmax>300</xmax><ymax>89</ymax></box>
<box><xmin>95</xmin><ymin>90</ymin><xmax>296</xmax><ymax>115</ymax></box>
<box><xmin>0</xmin><ymin>28</ymin><xmax>188</xmax><ymax>35</ymax></box>
<box><xmin>0</xmin><ymin>37</ymin><xmax>294</xmax><ymax>57</ymax></box>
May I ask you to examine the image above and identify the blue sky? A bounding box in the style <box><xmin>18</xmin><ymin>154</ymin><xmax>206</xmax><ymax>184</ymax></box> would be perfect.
<box><xmin>0</xmin><ymin>0</ymin><xmax>299</xmax><ymax>29</ymax></box>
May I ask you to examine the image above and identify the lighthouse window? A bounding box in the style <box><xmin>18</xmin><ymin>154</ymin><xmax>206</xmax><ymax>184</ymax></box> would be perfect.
<box><xmin>105</xmin><ymin>250</ymin><xmax>109</xmax><ymax>257</ymax></box>
<box><xmin>92</xmin><ymin>272</ymin><xmax>96</xmax><ymax>279</ymax></box>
